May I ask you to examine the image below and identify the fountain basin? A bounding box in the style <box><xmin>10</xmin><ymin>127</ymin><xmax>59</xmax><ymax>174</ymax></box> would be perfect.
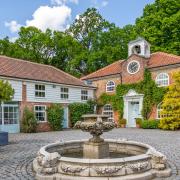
<box><xmin>33</xmin><ymin>139</ymin><xmax>171</xmax><ymax>180</ymax></box>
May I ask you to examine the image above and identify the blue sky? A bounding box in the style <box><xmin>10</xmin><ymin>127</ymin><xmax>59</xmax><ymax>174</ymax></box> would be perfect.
<box><xmin>0</xmin><ymin>0</ymin><xmax>154</xmax><ymax>40</ymax></box>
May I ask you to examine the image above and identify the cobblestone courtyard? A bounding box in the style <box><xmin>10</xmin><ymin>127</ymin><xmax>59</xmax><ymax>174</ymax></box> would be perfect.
<box><xmin>0</xmin><ymin>128</ymin><xmax>180</xmax><ymax>180</ymax></box>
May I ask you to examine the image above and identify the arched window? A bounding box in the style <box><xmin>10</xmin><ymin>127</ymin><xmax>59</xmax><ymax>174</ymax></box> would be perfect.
<box><xmin>157</xmin><ymin>103</ymin><xmax>162</xmax><ymax>119</ymax></box>
<box><xmin>106</xmin><ymin>81</ymin><xmax>115</xmax><ymax>92</ymax></box>
<box><xmin>156</xmin><ymin>73</ymin><xmax>169</xmax><ymax>87</ymax></box>
<box><xmin>103</xmin><ymin>104</ymin><xmax>114</xmax><ymax>120</ymax></box>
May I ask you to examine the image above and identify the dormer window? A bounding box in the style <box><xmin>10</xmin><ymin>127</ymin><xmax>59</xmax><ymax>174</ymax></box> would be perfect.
<box><xmin>132</xmin><ymin>45</ymin><xmax>141</xmax><ymax>54</ymax></box>
<box><xmin>106</xmin><ymin>81</ymin><xmax>115</xmax><ymax>92</ymax></box>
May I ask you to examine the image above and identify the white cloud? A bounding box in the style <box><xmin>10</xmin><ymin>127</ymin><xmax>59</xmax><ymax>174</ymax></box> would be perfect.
<box><xmin>26</xmin><ymin>5</ymin><xmax>71</xmax><ymax>32</ymax></box>
<box><xmin>9</xmin><ymin>36</ymin><xmax>18</xmax><ymax>42</ymax></box>
<box><xmin>5</xmin><ymin>20</ymin><xmax>22</xmax><ymax>33</ymax></box>
<box><xmin>51</xmin><ymin>0</ymin><xmax>78</xmax><ymax>6</ymax></box>
<box><xmin>91</xmin><ymin>0</ymin><xmax>108</xmax><ymax>9</ymax></box>
<box><xmin>102</xmin><ymin>1</ymin><xmax>108</xmax><ymax>7</ymax></box>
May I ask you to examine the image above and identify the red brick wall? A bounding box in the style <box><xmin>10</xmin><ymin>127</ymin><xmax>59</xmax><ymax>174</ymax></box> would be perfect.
<box><xmin>92</xmin><ymin>75</ymin><xmax>121</xmax><ymax>98</ymax></box>
<box><xmin>151</xmin><ymin>67</ymin><xmax>180</xmax><ymax>85</ymax></box>
<box><xmin>121</xmin><ymin>55</ymin><xmax>148</xmax><ymax>84</ymax></box>
<box><xmin>90</xmin><ymin>56</ymin><xmax>180</xmax><ymax>122</ymax></box>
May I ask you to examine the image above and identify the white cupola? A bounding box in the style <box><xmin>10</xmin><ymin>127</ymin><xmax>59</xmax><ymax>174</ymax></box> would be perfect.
<box><xmin>128</xmin><ymin>37</ymin><xmax>151</xmax><ymax>58</ymax></box>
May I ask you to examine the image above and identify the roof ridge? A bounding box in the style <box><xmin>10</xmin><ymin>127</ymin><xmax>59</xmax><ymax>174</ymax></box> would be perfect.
<box><xmin>81</xmin><ymin>59</ymin><xmax>124</xmax><ymax>80</ymax></box>
<box><xmin>0</xmin><ymin>55</ymin><xmax>85</xmax><ymax>84</ymax></box>
<box><xmin>151</xmin><ymin>52</ymin><xmax>180</xmax><ymax>59</ymax></box>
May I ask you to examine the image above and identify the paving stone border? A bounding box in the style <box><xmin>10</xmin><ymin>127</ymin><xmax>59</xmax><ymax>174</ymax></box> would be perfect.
<box><xmin>0</xmin><ymin>128</ymin><xmax>179</xmax><ymax>180</ymax></box>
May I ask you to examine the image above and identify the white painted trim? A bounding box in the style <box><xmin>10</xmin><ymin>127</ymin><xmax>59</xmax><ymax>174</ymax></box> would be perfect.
<box><xmin>102</xmin><ymin>104</ymin><xmax>114</xmax><ymax>120</ymax></box>
<box><xmin>0</xmin><ymin>76</ymin><xmax>95</xmax><ymax>90</ymax></box>
<box><xmin>127</xmin><ymin>60</ymin><xmax>140</xmax><ymax>75</ymax></box>
<box><xmin>156</xmin><ymin>102</ymin><xmax>162</xmax><ymax>119</ymax></box>
<box><xmin>34</xmin><ymin>105</ymin><xmax>47</xmax><ymax>122</ymax></box>
<box><xmin>106</xmin><ymin>80</ymin><xmax>115</xmax><ymax>92</ymax></box>
<box><xmin>123</xmin><ymin>90</ymin><xmax>144</xmax><ymax>127</ymax></box>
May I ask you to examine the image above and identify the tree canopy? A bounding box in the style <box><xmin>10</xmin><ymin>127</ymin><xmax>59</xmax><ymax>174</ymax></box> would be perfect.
<box><xmin>0</xmin><ymin>80</ymin><xmax>14</xmax><ymax>102</ymax></box>
<box><xmin>0</xmin><ymin>0</ymin><xmax>179</xmax><ymax>77</ymax></box>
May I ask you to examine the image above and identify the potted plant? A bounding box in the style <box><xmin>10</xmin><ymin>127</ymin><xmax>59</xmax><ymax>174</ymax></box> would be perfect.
<box><xmin>119</xmin><ymin>118</ymin><xmax>127</xmax><ymax>128</ymax></box>
<box><xmin>136</xmin><ymin>118</ymin><xmax>142</xmax><ymax>128</ymax></box>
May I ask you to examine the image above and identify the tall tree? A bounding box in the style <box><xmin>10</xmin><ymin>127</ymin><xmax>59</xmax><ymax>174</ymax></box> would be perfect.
<box><xmin>136</xmin><ymin>0</ymin><xmax>180</xmax><ymax>55</ymax></box>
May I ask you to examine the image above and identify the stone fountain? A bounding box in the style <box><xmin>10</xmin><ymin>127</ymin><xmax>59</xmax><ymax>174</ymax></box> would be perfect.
<box><xmin>33</xmin><ymin>114</ymin><xmax>172</xmax><ymax>180</ymax></box>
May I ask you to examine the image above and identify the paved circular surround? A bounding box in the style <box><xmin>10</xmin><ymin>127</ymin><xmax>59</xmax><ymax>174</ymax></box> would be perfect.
<box><xmin>0</xmin><ymin>128</ymin><xmax>179</xmax><ymax>180</ymax></box>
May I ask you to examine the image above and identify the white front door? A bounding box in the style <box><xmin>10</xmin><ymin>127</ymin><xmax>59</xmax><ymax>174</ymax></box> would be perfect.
<box><xmin>128</xmin><ymin>102</ymin><xmax>139</xmax><ymax>127</ymax></box>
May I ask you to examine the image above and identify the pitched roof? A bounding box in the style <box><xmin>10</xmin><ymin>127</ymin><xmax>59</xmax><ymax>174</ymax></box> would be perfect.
<box><xmin>147</xmin><ymin>52</ymin><xmax>180</xmax><ymax>68</ymax></box>
<box><xmin>81</xmin><ymin>52</ymin><xmax>180</xmax><ymax>80</ymax></box>
<box><xmin>0</xmin><ymin>56</ymin><xmax>91</xmax><ymax>88</ymax></box>
<box><xmin>81</xmin><ymin>60</ymin><xmax>124</xmax><ymax>80</ymax></box>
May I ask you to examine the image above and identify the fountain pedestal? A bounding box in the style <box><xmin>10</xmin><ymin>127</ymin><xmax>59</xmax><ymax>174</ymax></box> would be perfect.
<box><xmin>75</xmin><ymin>114</ymin><xmax>115</xmax><ymax>159</ymax></box>
<box><xmin>83</xmin><ymin>141</ymin><xmax>109</xmax><ymax>159</ymax></box>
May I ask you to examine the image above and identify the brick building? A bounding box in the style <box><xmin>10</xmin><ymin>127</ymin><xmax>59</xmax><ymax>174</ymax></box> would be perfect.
<box><xmin>0</xmin><ymin>56</ymin><xmax>95</xmax><ymax>133</ymax></box>
<box><xmin>81</xmin><ymin>38</ymin><xmax>180</xmax><ymax>127</ymax></box>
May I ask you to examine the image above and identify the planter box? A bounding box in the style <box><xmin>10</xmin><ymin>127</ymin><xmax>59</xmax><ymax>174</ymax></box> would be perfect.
<box><xmin>0</xmin><ymin>131</ymin><xmax>8</xmax><ymax>145</ymax></box>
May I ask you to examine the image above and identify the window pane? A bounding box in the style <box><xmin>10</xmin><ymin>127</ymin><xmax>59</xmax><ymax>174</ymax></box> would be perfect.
<box><xmin>34</xmin><ymin>106</ymin><xmax>46</xmax><ymax>122</ymax></box>
<box><xmin>106</xmin><ymin>81</ymin><xmax>115</xmax><ymax>92</ymax></box>
<box><xmin>35</xmin><ymin>84</ymin><xmax>45</xmax><ymax>97</ymax></box>
<box><xmin>156</xmin><ymin>73</ymin><xmax>169</xmax><ymax>87</ymax></box>
<box><xmin>81</xmin><ymin>90</ymin><xmax>88</xmax><ymax>100</ymax></box>
<box><xmin>103</xmin><ymin>105</ymin><xmax>113</xmax><ymax>120</ymax></box>
<box><xmin>3</xmin><ymin>105</ymin><xmax>19</xmax><ymax>124</ymax></box>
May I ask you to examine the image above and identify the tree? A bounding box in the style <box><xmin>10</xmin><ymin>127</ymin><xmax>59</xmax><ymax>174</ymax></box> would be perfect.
<box><xmin>67</xmin><ymin>8</ymin><xmax>111</xmax><ymax>50</ymax></box>
<box><xmin>67</xmin><ymin>8</ymin><xmax>137</xmax><ymax>76</ymax></box>
<box><xmin>159</xmin><ymin>72</ymin><xmax>180</xmax><ymax>130</ymax></box>
<box><xmin>135</xmin><ymin>0</ymin><xmax>180</xmax><ymax>55</ymax></box>
<box><xmin>0</xmin><ymin>80</ymin><xmax>14</xmax><ymax>102</ymax></box>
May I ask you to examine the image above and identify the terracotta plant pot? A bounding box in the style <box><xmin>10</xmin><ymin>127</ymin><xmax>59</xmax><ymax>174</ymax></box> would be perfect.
<box><xmin>136</xmin><ymin>124</ymin><xmax>141</xmax><ymax>128</ymax></box>
<box><xmin>121</xmin><ymin>124</ymin><xmax>126</xmax><ymax>128</ymax></box>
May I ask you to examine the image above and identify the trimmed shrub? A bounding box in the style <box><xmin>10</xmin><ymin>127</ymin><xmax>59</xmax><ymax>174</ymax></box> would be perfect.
<box><xmin>119</xmin><ymin>118</ymin><xmax>127</xmax><ymax>125</ymax></box>
<box><xmin>141</xmin><ymin>119</ymin><xmax>160</xmax><ymax>129</ymax></box>
<box><xmin>159</xmin><ymin>118</ymin><xmax>180</xmax><ymax>130</ymax></box>
<box><xmin>21</xmin><ymin>107</ymin><xmax>37</xmax><ymax>133</ymax></box>
<box><xmin>159</xmin><ymin>72</ymin><xmax>180</xmax><ymax>130</ymax></box>
<box><xmin>136</xmin><ymin>118</ymin><xmax>142</xmax><ymax>125</ymax></box>
<box><xmin>69</xmin><ymin>102</ymin><xmax>94</xmax><ymax>126</ymax></box>
<box><xmin>47</xmin><ymin>104</ymin><xmax>64</xmax><ymax>131</ymax></box>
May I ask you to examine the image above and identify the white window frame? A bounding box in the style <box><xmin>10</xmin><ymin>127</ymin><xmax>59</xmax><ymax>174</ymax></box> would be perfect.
<box><xmin>106</xmin><ymin>81</ymin><xmax>115</xmax><ymax>92</ymax></box>
<box><xmin>34</xmin><ymin>105</ymin><xmax>47</xmax><ymax>122</ymax></box>
<box><xmin>103</xmin><ymin>104</ymin><xmax>114</xmax><ymax>121</ymax></box>
<box><xmin>81</xmin><ymin>90</ymin><xmax>88</xmax><ymax>101</ymax></box>
<box><xmin>0</xmin><ymin>102</ymin><xmax>19</xmax><ymax>125</ymax></box>
<box><xmin>60</xmin><ymin>87</ymin><xmax>69</xmax><ymax>100</ymax></box>
<box><xmin>155</xmin><ymin>73</ymin><xmax>169</xmax><ymax>87</ymax></box>
<box><xmin>35</xmin><ymin>84</ymin><xmax>46</xmax><ymax>98</ymax></box>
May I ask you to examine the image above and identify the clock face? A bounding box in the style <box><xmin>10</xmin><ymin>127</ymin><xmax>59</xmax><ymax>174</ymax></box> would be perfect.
<box><xmin>127</xmin><ymin>61</ymin><xmax>140</xmax><ymax>74</ymax></box>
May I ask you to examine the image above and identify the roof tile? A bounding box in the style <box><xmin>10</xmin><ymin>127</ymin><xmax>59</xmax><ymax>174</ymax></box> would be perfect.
<box><xmin>0</xmin><ymin>56</ymin><xmax>90</xmax><ymax>87</ymax></box>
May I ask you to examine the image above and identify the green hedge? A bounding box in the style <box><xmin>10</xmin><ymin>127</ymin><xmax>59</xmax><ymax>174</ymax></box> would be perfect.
<box><xmin>141</xmin><ymin>119</ymin><xmax>160</xmax><ymax>129</ymax></box>
<box><xmin>69</xmin><ymin>101</ymin><xmax>94</xmax><ymax>126</ymax></box>
<box><xmin>47</xmin><ymin>104</ymin><xmax>64</xmax><ymax>131</ymax></box>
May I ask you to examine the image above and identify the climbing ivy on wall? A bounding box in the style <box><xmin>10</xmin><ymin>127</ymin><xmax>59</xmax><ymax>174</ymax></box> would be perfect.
<box><xmin>98</xmin><ymin>69</ymin><xmax>166</xmax><ymax>119</ymax></box>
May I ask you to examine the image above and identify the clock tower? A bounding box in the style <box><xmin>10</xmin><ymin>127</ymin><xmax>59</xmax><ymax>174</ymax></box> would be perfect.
<box><xmin>128</xmin><ymin>37</ymin><xmax>151</xmax><ymax>58</ymax></box>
